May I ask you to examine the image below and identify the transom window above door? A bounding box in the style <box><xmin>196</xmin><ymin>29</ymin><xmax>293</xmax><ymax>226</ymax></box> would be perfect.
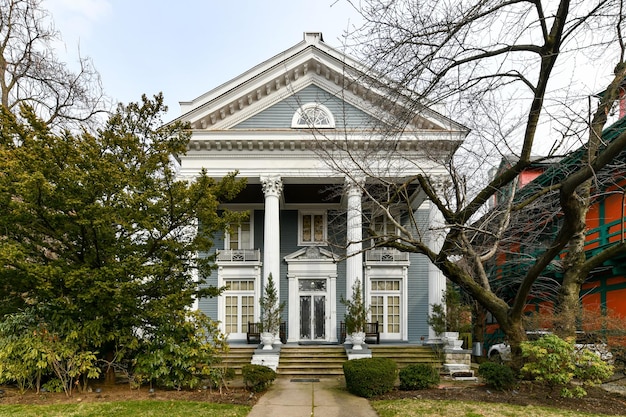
<box><xmin>299</xmin><ymin>211</ymin><xmax>327</xmax><ymax>246</ymax></box>
<box><xmin>291</xmin><ymin>103</ymin><xmax>335</xmax><ymax>128</ymax></box>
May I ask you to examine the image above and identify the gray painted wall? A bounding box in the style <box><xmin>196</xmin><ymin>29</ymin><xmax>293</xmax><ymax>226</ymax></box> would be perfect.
<box><xmin>407</xmin><ymin>208</ymin><xmax>431</xmax><ymax>342</ymax></box>
<box><xmin>233</xmin><ymin>84</ymin><xmax>379</xmax><ymax>130</ymax></box>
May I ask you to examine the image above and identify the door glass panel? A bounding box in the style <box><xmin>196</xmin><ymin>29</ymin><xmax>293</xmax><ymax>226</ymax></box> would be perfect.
<box><xmin>314</xmin><ymin>295</ymin><xmax>325</xmax><ymax>339</ymax></box>
<box><xmin>371</xmin><ymin>296</ymin><xmax>384</xmax><ymax>325</ymax></box>
<box><xmin>225</xmin><ymin>296</ymin><xmax>238</xmax><ymax>334</ymax></box>
<box><xmin>300</xmin><ymin>296</ymin><xmax>311</xmax><ymax>339</ymax></box>
<box><xmin>242</xmin><ymin>296</ymin><xmax>254</xmax><ymax>328</ymax></box>
<box><xmin>387</xmin><ymin>296</ymin><xmax>400</xmax><ymax>333</ymax></box>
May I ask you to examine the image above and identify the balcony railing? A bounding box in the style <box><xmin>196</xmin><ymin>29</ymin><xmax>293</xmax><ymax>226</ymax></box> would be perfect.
<box><xmin>216</xmin><ymin>249</ymin><xmax>261</xmax><ymax>262</ymax></box>
<box><xmin>366</xmin><ymin>248</ymin><xmax>409</xmax><ymax>262</ymax></box>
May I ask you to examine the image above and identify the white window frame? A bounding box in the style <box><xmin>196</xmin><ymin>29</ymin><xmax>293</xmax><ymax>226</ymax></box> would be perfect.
<box><xmin>370</xmin><ymin>213</ymin><xmax>400</xmax><ymax>247</ymax></box>
<box><xmin>225</xmin><ymin>211</ymin><xmax>254</xmax><ymax>250</ymax></box>
<box><xmin>298</xmin><ymin>210</ymin><xmax>327</xmax><ymax>246</ymax></box>
<box><xmin>291</xmin><ymin>103</ymin><xmax>335</xmax><ymax>128</ymax></box>
<box><xmin>364</xmin><ymin>265</ymin><xmax>409</xmax><ymax>342</ymax></box>
<box><xmin>217</xmin><ymin>266</ymin><xmax>262</xmax><ymax>341</ymax></box>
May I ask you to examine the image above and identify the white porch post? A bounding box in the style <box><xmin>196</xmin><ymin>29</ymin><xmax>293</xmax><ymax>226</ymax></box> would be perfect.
<box><xmin>427</xmin><ymin>201</ymin><xmax>446</xmax><ymax>341</ymax></box>
<box><xmin>345</xmin><ymin>179</ymin><xmax>364</xmax><ymax>300</ymax></box>
<box><xmin>261</xmin><ymin>175</ymin><xmax>283</xmax><ymax>341</ymax></box>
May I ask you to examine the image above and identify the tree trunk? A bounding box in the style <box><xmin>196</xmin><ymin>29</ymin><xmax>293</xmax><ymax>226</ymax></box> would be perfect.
<box><xmin>498</xmin><ymin>315</ymin><xmax>526</xmax><ymax>369</ymax></box>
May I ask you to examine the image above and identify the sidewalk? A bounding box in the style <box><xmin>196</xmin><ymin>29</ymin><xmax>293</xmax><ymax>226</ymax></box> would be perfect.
<box><xmin>246</xmin><ymin>376</ymin><xmax>379</xmax><ymax>417</ymax></box>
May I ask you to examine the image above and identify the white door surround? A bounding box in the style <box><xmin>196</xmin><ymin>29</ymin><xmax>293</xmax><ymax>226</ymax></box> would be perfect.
<box><xmin>285</xmin><ymin>247</ymin><xmax>337</xmax><ymax>343</ymax></box>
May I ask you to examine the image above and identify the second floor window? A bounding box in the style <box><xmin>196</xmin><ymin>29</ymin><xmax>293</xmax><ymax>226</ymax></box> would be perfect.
<box><xmin>300</xmin><ymin>211</ymin><xmax>326</xmax><ymax>245</ymax></box>
<box><xmin>226</xmin><ymin>213</ymin><xmax>253</xmax><ymax>250</ymax></box>
<box><xmin>370</xmin><ymin>214</ymin><xmax>398</xmax><ymax>246</ymax></box>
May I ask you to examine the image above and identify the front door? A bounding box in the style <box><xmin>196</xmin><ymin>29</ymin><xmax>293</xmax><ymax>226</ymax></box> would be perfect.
<box><xmin>300</xmin><ymin>295</ymin><xmax>326</xmax><ymax>340</ymax></box>
<box><xmin>298</xmin><ymin>278</ymin><xmax>327</xmax><ymax>341</ymax></box>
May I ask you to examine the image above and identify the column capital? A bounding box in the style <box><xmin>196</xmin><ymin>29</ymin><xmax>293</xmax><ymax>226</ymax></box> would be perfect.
<box><xmin>345</xmin><ymin>176</ymin><xmax>366</xmax><ymax>197</ymax></box>
<box><xmin>261</xmin><ymin>175</ymin><xmax>283</xmax><ymax>198</ymax></box>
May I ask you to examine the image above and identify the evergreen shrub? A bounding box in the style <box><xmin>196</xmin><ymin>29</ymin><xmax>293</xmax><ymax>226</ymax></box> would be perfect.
<box><xmin>520</xmin><ymin>333</ymin><xmax>613</xmax><ymax>398</ymax></box>
<box><xmin>478</xmin><ymin>361</ymin><xmax>517</xmax><ymax>391</ymax></box>
<box><xmin>342</xmin><ymin>357</ymin><xmax>397</xmax><ymax>398</ymax></box>
<box><xmin>242</xmin><ymin>364</ymin><xmax>277</xmax><ymax>392</ymax></box>
<box><xmin>399</xmin><ymin>363</ymin><xmax>440</xmax><ymax>390</ymax></box>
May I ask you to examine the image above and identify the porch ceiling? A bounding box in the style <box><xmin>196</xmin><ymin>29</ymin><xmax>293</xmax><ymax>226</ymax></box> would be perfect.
<box><xmin>226</xmin><ymin>183</ymin><xmax>342</xmax><ymax>205</ymax></box>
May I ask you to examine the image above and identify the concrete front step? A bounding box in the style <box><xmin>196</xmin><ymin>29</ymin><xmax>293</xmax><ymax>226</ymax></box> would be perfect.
<box><xmin>222</xmin><ymin>344</ymin><xmax>442</xmax><ymax>377</ymax></box>
<box><xmin>369</xmin><ymin>345</ymin><xmax>440</xmax><ymax>369</ymax></box>
<box><xmin>278</xmin><ymin>346</ymin><xmax>347</xmax><ymax>377</ymax></box>
<box><xmin>220</xmin><ymin>346</ymin><xmax>256</xmax><ymax>375</ymax></box>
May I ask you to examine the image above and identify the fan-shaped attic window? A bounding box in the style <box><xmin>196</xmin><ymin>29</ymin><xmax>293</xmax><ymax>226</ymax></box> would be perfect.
<box><xmin>291</xmin><ymin>103</ymin><xmax>335</xmax><ymax>128</ymax></box>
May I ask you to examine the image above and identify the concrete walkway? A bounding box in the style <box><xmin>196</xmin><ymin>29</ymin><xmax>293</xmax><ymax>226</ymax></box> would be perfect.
<box><xmin>246</xmin><ymin>376</ymin><xmax>379</xmax><ymax>417</ymax></box>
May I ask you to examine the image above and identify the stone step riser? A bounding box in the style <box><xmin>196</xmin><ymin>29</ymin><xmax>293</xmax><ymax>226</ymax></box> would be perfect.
<box><xmin>221</xmin><ymin>346</ymin><xmax>440</xmax><ymax>376</ymax></box>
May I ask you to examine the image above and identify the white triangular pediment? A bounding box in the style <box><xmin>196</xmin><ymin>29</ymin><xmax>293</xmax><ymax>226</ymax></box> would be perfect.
<box><xmin>284</xmin><ymin>246</ymin><xmax>336</xmax><ymax>263</ymax></box>
<box><xmin>174</xmin><ymin>33</ymin><xmax>468</xmax><ymax>136</ymax></box>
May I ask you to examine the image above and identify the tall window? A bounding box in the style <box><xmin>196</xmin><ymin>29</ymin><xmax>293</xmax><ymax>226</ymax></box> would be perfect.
<box><xmin>226</xmin><ymin>213</ymin><xmax>252</xmax><ymax>250</ymax></box>
<box><xmin>370</xmin><ymin>214</ymin><xmax>398</xmax><ymax>246</ymax></box>
<box><xmin>299</xmin><ymin>211</ymin><xmax>326</xmax><ymax>245</ymax></box>
<box><xmin>224</xmin><ymin>279</ymin><xmax>255</xmax><ymax>335</ymax></box>
<box><xmin>291</xmin><ymin>103</ymin><xmax>335</xmax><ymax>128</ymax></box>
<box><xmin>370</xmin><ymin>279</ymin><xmax>401</xmax><ymax>336</ymax></box>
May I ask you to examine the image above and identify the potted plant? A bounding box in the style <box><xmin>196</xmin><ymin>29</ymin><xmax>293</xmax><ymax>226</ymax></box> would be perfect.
<box><xmin>259</xmin><ymin>273</ymin><xmax>285</xmax><ymax>350</ymax></box>
<box><xmin>427</xmin><ymin>286</ymin><xmax>472</xmax><ymax>349</ymax></box>
<box><xmin>342</xmin><ymin>279</ymin><xmax>369</xmax><ymax>350</ymax></box>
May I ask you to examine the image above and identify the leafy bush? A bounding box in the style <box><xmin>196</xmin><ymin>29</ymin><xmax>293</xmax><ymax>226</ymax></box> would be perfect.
<box><xmin>0</xmin><ymin>309</ymin><xmax>100</xmax><ymax>396</ymax></box>
<box><xmin>520</xmin><ymin>333</ymin><xmax>613</xmax><ymax>397</ymax></box>
<box><xmin>242</xmin><ymin>364</ymin><xmax>277</xmax><ymax>392</ymax></box>
<box><xmin>343</xmin><ymin>357</ymin><xmax>397</xmax><ymax>398</ymax></box>
<box><xmin>399</xmin><ymin>363</ymin><xmax>440</xmax><ymax>390</ymax></box>
<box><xmin>41</xmin><ymin>378</ymin><xmax>64</xmax><ymax>393</ymax></box>
<box><xmin>478</xmin><ymin>362</ymin><xmax>516</xmax><ymax>391</ymax></box>
<box><xmin>133</xmin><ymin>311</ymin><xmax>227</xmax><ymax>390</ymax></box>
<box><xmin>573</xmin><ymin>348</ymin><xmax>614</xmax><ymax>385</ymax></box>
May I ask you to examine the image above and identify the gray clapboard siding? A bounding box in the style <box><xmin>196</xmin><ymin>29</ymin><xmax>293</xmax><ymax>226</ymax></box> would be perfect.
<box><xmin>233</xmin><ymin>84</ymin><xmax>379</xmax><ymax>129</ymax></box>
<box><xmin>407</xmin><ymin>208</ymin><xmax>431</xmax><ymax>342</ymax></box>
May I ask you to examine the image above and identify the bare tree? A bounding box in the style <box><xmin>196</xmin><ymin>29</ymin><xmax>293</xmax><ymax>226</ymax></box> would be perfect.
<box><xmin>316</xmin><ymin>0</ymin><xmax>626</xmax><ymax>359</ymax></box>
<box><xmin>0</xmin><ymin>0</ymin><xmax>107</xmax><ymax>127</ymax></box>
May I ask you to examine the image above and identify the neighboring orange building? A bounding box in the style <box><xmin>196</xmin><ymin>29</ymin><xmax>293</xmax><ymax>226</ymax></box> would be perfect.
<box><xmin>483</xmin><ymin>114</ymin><xmax>626</xmax><ymax>351</ymax></box>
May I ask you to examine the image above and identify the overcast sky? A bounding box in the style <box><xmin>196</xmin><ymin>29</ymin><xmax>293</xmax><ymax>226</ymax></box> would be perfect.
<box><xmin>44</xmin><ymin>0</ymin><xmax>361</xmax><ymax>122</ymax></box>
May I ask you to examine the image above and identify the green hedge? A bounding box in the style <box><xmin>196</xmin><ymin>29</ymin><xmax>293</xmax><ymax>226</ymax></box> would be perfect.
<box><xmin>343</xmin><ymin>357</ymin><xmax>397</xmax><ymax>398</ymax></box>
<box><xmin>242</xmin><ymin>364</ymin><xmax>276</xmax><ymax>392</ymax></box>
<box><xmin>478</xmin><ymin>361</ymin><xmax>516</xmax><ymax>391</ymax></box>
<box><xmin>399</xmin><ymin>363</ymin><xmax>440</xmax><ymax>390</ymax></box>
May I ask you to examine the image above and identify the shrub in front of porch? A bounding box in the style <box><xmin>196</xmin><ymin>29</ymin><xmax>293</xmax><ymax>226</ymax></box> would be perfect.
<box><xmin>242</xmin><ymin>364</ymin><xmax>277</xmax><ymax>392</ymax></box>
<box><xmin>399</xmin><ymin>363</ymin><xmax>440</xmax><ymax>390</ymax></box>
<box><xmin>478</xmin><ymin>362</ymin><xmax>517</xmax><ymax>391</ymax></box>
<box><xmin>343</xmin><ymin>357</ymin><xmax>397</xmax><ymax>398</ymax></box>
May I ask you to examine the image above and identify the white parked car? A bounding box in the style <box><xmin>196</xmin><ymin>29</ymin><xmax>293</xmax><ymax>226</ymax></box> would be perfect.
<box><xmin>487</xmin><ymin>331</ymin><xmax>613</xmax><ymax>362</ymax></box>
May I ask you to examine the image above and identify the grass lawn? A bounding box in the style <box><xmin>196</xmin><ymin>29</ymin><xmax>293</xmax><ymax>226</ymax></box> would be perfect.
<box><xmin>0</xmin><ymin>401</ymin><xmax>251</xmax><ymax>417</ymax></box>
<box><xmin>371</xmin><ymin>398</ymin><xmax>612</xmax><ymax>417</ymax></box>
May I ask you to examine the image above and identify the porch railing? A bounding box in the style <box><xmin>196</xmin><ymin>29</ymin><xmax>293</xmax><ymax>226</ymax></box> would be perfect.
<box><xmin>366</xmin><ymin>248</ymin><xmax>409</xmax><ymax>262</ymax></box>
<box><xmin>216</xmin><ymin>249</ymin><xmax>261</xmax><ymax>262</ymax></box>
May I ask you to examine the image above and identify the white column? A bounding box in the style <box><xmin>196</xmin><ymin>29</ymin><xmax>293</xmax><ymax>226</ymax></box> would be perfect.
<box><xmin>261</xmin><ymin>175</ymin><xmax>283</xmax><ymax>341</ymax></box>
<box><xmin>345</xmin><ymin>179</ymin><xmax>364</xmax><ymax>299</ymax></box>
<box><xmin>427</xmin><ymin>201</ymin><xmax>447</xmax><ymax>340</ymax></box>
